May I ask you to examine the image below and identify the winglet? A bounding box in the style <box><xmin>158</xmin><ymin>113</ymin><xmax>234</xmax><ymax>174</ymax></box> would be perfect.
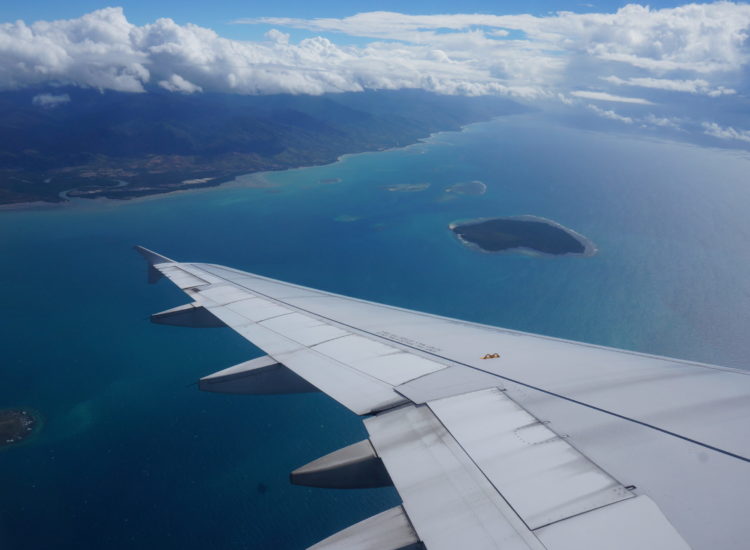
<box><xmin>134</xmin><ymin>246</ymin><xmax>174</xmax><ymax>284</ymax></box>
<box><xmin>134</xmin><ymin>245</ymin><xmax>174</xmax><ymax>265</ymax></box>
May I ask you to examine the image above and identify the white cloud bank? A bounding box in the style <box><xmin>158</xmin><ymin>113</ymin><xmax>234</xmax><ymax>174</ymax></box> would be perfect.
<box><xmin>601</xmin><ymin>75</ymin><xmax>736</xmax><ymax>96</ymax></box>
<box><xmin>1</xmin><ymin>4</ymin><xmax>749</xmax><ymax>101</ymax></box>
<box><xmin>245</xmin><ymin>3</ymin><xmax>750</xmax><ymax>74</ymax></box>
<box><xmin>242</xmin><ymin>4</ymin><xmax>749</xmax><ymax>76</ymax></box>
<box><xmin>0</xmin><ymin>7</ymin><xmax>540</xmax><ymax>97</ymax></box>
<box><xmin>3</xmin><ymin>4</ymin><xmax>750</xmax><ymax>143</ymax></box>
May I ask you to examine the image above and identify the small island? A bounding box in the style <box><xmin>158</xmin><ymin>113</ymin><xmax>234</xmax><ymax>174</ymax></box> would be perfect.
<box><xmin>450</xmin><ymin>215</ymin><xmax>596</xmax><ymax>256</ymax></box>
<box><xmin>384</xmin><ymin>183</ymin><xmax>431</xmax><ymax>192</ymax></box>
<box><xmin>445</xmin><ymin>180</ymin><xmax>487</xmax><ymax>195</ymax></box>
<box><xmin>0</xmin><ymin>408</ymin><xmax>40</xmax><ymax>447</ymax></box>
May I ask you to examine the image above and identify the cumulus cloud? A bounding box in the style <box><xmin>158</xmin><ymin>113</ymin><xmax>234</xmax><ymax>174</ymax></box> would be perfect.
<box><xmin>702</xmin><ymin>122</ymin><xmax>750</xmax><ymax>143</ymax></box>
<box><xmin>0</xmin><ymin>8</ymin><xmax>149</xmax><ymax>92</ymax></box>
<box><xmin>546</xmin><ymin>3</ymin><xmax>750</xmax><ymax>74</ymax></box>
<box><xmin>158</xmin><ymin>74</ymin><xmax>202</xmax><ymax>93</ymax></box>
<box><xmin>585</xmin><ymin>106</ymin><xmax>691</xmax><ymax>131</ymax></box>
<box><xmin>0</xmin><ymin>7</ymin><xmax>548</xmax><ymax>98</ymax></box>
<box><xmin>32</xmin><ymin>92</ymin><xmax>71</xmax><ymax>108</ymax></box>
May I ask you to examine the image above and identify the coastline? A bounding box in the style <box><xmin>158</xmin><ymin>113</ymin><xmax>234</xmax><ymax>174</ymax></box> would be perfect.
<box><xmin>449</xmin><ymin>214</ymin><xmax>598</xmax><ymax>257</ymax></box>
<box><xmin>0</xmin><ymin>114</ymin><xmax>519</xmax><ymax>212</ymax></box>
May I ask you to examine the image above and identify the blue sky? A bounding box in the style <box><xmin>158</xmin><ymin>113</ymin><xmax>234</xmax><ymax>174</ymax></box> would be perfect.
<box><xmin>2</xmin><ymin>2</ymin><xmax>750</xmax><ymax>149</ymax></box>
<box><xmin>2</xmin><ymin>1</ymin><xmax>700</xmax><ymax>39</ymax></box>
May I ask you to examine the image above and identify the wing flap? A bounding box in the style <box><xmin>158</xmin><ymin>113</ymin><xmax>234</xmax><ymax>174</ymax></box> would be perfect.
<box><xmin>365</xmin><ymin>405</ymin><xmax>545</xmax><ymax>550</ymax></box>
<box><xmin>260</xmin><ymin>312</ymin><xmax>349</xmax><ymax>346</ymax></box>
<box><xmin>224</xmin><ymin>297</ymin><xmax>292</xmax><ymax>322</ymax></box>
<box><xmin>272</xmin><ymin>348</ymin><xmax>407</xmax><ymax>414</ymax></box>
<box><xmin>194</xmin><ymin>300</ymin><xmax>407</xmax><ymax>414</ymax></box>
<box><xmin>159</xmin><ymin>265</ymin><xmax>210</xmax><ymax>289</ymax></box>
<box><xmin>312</xmin><ymin>335</ymin><xmax>445</xmax><ymax>386</ymax></box>
<box><xmin>366</xmin><ymin>393</ymin><xmax>689</xmax><ymax>549</ymax></box>
<box><xmin>535</xmin><ymin>495</ymin><xmax>690</xmax><ymax>550</ymax></box>
<box><xmin>427</xmin><ymin>388</ymin><xmax>632</xmax><ymax>529</ymax></box>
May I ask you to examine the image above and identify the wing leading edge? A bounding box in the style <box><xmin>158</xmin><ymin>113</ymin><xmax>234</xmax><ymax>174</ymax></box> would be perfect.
<box><xmin>135</xmin><ymin>246</ymin><xmax>749</xmax><ymax>549</ymax></box>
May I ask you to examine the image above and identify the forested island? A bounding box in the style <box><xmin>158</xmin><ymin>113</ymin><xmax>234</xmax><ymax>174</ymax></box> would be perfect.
<box><xmin>0</xmin><ymin>89</ymin><xmax>526</xmax><ymax>205</ymax></box>
<box><xmin>450</xmin><ymin>216</ymin><xmax>596</xmax><ymax>256</ymax></box>
<box><xmin>0</xmin><ymin>408</ymin><xmax>40</xmax><ymax>447</ymax></box>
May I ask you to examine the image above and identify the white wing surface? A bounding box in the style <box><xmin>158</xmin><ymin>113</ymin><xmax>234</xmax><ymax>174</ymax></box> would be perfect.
<box><xmin>136</xmin><ymin>247</ymin><xmax>750</xmax><ymax>550</ymax></box>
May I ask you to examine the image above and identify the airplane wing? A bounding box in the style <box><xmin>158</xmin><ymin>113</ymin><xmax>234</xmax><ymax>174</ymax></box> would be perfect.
<box><xmin>135</xmin><ymin>246</ymin><xmax>749</xmax><ymax>550</ymax></box>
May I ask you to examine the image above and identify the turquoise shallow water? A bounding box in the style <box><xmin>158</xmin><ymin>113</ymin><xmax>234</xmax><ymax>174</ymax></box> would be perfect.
<box><xmin>2</xmin><ymin>113</ymin><xmax>750</xmax><ymax>549</ymax></box>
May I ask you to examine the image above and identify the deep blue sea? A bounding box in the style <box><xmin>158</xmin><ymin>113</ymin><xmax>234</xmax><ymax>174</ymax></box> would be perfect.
<box><xmin>2</xmin><ymin>113</ymin><xmax>750</xmax><ymax>549</ymax></box>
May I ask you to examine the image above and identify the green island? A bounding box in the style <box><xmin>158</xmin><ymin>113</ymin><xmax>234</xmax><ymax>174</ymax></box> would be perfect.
<box><xmin>450</xmin><ymin>216</ymin><xmax>596</xmax><ymax>256</ymax></box>
<box><xmin>0</xmin><ymin>408</ymin><xmax>40</xmax><ymax>447</ymax></box>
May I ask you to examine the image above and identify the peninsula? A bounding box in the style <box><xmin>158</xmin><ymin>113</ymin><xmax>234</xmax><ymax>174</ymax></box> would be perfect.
<box><xmin>450</xmin><ymin>216</ymin><xmax>596</xmax><ymax>256</ymax></box>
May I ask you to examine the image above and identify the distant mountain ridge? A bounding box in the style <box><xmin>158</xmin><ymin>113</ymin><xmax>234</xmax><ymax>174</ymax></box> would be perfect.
<box><xmin>0</xmin><ymin>88</ymin><xmax>527</xmax><ymax>204</ymax></box>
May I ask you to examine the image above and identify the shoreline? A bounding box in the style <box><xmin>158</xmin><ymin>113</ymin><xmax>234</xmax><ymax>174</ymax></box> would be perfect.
<box><xmin>449</xmin><ymin>214</ymin><xmax>598</xmax><ymax>257</ymax></box>
<box><xmin>0</xmin><ymin>113</ymin><xmax>522</xmax><ymax>212</ymax></box>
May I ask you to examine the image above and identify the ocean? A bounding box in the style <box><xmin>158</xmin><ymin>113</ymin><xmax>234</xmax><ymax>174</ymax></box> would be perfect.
<box><xmin>2</xmin><ymin>112</ymin><xmax>749</xmax><ymax>549</ymax></box>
